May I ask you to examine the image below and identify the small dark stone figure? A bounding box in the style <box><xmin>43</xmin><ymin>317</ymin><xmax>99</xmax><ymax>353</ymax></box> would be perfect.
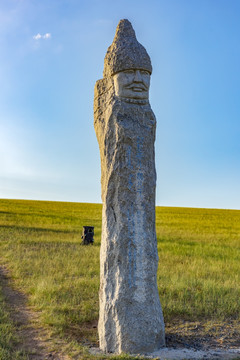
<box><xmin>81</xmin><ymin>226</ymin><xmax>94</xmax><ymax>245</ymax></box>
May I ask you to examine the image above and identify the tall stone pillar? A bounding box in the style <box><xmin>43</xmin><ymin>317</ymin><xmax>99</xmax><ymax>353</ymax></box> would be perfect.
<box><xmin>94</xmin><ymin>19</ymin><xmax>165</xmax><ymax>354</ymax></box>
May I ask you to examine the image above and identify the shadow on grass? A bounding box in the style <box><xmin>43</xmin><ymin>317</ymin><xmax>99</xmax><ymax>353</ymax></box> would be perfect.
<box><xmin>0</xmin><ymin>224</ymin><xmax>78</xmax><ymax>234</ymax></box>
<box><xmin>165</xmin><ymin>320</ymin><xmax>240</xmax><ymax>350</ymax></box>
<box><xmin>65</xmin><ymin>319</ymin><xmax>99</xmax><ymax>347</ymax></box>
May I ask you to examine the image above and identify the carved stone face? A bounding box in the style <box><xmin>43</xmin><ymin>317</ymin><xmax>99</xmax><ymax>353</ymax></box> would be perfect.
<box><xmin>113</xmin><ymin>69</ymin><xmax>150</xmax><ymax>100</ymax></box>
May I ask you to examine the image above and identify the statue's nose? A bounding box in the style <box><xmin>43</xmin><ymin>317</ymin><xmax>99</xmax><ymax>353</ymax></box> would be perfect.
<box><xmin>134</xmin><ymin>70</ymin><xmax>142</xmax><ymax>82</ymax></box>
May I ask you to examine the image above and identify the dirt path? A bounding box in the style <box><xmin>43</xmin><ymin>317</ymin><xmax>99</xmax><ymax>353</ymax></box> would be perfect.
<box><xmin>0</xmin><ymin>266</ymin><xmax>70</xmax><ymax>360</ymax></box>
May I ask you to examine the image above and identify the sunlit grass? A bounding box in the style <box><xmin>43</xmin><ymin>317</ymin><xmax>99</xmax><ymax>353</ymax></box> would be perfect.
<box><xmin>156</xmin><ymin>206</ymin><xmax>240</xmax><ymax>321</ymax></box>
<box><xmin>0</xmin><ymin>199</ymin><xmax>239</xmax><ymax>358</ymax></box>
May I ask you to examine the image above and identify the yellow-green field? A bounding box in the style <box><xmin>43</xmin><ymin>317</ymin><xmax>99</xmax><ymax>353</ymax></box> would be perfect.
<box><xmin>0</xmin><ymin>199</ymin><xmax>239</xmax><ymax>359</ymax></box>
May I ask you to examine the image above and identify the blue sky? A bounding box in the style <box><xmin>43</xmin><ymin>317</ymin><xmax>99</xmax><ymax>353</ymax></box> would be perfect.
<box><xmin>0</xmin><ymin>0</ymin><xmax>240</xmax><ymax>209</ymax></box>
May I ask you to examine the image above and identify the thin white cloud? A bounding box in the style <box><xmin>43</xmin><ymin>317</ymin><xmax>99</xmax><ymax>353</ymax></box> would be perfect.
<box><xmin>33</xmin><ymin>33</ymin><xmax>41</xmax><ymax>40</ymax></box>
<box><xmin>43</xmin><ymin>33</ymin><xmax>51</xmax><ymax>39</ymax></box>
<box><xmin>33</xmin><ymin>32</ymin><xmax>51</xmax><ymax>40</ymax></box>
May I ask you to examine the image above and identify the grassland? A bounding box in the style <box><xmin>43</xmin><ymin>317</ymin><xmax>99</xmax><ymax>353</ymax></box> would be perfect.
<box><xmin>0</xmin><ymin>199</ymin><xmax>239</xmax><ymax>359</ymax></box>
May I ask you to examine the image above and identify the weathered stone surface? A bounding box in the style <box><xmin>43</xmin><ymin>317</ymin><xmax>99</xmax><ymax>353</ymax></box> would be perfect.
<box><xmin>94</xmin><ymin>19</ymin><xmax>165</xmax><ymax>354</ymax></box>
<box><xmin>103</xmin><ymin>19</ymin><xmax>152</xmax><ymax>77</ymax></box>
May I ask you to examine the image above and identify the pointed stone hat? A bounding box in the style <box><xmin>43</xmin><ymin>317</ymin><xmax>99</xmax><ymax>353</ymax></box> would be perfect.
<box><xmin>103</xmin><ymin>19</ymin><xmax>152</xmax><ymax>77</ymax></box>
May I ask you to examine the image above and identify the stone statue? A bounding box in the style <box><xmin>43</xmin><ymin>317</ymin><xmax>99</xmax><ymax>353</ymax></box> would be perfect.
<box><xmin>94</xmin><ymin>19</ymin><xmax>165</xmax><ymax>354</ymax></box>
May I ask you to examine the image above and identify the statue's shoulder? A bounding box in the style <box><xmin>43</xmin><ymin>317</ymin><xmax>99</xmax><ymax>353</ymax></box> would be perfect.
<box><xmin>94</xmin><ymin>78</ymin><xmax>113</xmax><ymax>100</ymax></box>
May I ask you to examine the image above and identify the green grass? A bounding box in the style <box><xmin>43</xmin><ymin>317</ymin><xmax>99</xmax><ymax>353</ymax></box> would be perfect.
<box><xmin>0</xmin><ymin>199</ymin><xmax>239</xmax><ymax>358</ymax></box>
<box><xmin>156</xmin><ymin>206</ymin><xmax>240</xmax><ymax>320</ymax></box>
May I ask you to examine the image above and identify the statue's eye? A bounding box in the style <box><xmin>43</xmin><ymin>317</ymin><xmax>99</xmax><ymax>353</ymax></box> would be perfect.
<box><xmin>140</xmin><ymin>70</ymin><xmax>150</xmax><ymax>75</ymax></box>
<box><xmin>124</xmin><ymin>70</ymin><xmax>135</xmax><ymax>74</ymax></box>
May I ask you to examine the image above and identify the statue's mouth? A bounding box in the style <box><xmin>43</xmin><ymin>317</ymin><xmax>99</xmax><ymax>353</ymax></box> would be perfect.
<box><xmin>132</xmin><ymin>87</ymin><xmax>145</xmax><ymax>92</ymax></box>
<box><xmin>126</xmin><ymin>84</ymin><xmax>147</xmax><ymax>92</ymax></box>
